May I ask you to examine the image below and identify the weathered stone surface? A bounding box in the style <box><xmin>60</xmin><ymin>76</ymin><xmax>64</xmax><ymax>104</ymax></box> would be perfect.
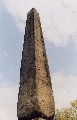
<box><xmin>17</xmin><ymin>8</ymin><xmax>55</xmax><ymax>120</ymax></box>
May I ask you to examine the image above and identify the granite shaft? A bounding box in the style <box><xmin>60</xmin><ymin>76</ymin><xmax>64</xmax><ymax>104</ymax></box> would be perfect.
<box><xmin>17</xmin><ymin>8</ymin><xmax>55</xmax><ymax>120</ymax></box>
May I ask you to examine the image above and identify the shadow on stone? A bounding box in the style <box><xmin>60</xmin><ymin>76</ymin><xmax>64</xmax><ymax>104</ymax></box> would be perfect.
<box><xmin>18</xmin><ymin>111</ymin><xmax>54</xmax><ymax>120</ymax></box>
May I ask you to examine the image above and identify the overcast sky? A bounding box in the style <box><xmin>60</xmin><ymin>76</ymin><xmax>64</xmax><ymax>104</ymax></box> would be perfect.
<box><xmin>0</xmin><ymin>0</ymin><xmax>77</xmax><ymax>120</ymax></box>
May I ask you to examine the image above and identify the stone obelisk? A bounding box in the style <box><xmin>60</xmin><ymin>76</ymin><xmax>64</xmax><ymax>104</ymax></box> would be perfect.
<box><xmin>17</xmin><ymin>8</ymin><xmax>55</xmax><ymax>120</ymax></box>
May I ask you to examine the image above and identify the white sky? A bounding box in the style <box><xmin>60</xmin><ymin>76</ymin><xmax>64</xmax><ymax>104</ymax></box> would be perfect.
<box><xmin>0</xmin><ymin>0</ymin><xmax>77</xmax><ymax>120</ymax></box>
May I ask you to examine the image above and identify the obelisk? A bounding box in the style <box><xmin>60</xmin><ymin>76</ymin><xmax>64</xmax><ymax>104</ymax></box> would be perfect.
<box><xmin>17</xmin><ymin>8</ymin><xmax>55</xmax><ymax>120</ymax></box>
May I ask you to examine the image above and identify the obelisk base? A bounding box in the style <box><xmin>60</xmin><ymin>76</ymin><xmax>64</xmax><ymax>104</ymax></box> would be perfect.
<box><xmin>33</xmin><ymin>118</ymin><xmax>54</xmax><ymax>120</ymax></box>
<box><xmin>33</xmin><ymin>117</ymin><xmax>54</xmax><ymax>120</ymax></box>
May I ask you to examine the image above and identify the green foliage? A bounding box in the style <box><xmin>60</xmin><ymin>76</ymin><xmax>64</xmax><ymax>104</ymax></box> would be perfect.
<box><xmin>55</xmin><ymin>99</ymin><xmax>77</xmax><ymax>120</ymax></box>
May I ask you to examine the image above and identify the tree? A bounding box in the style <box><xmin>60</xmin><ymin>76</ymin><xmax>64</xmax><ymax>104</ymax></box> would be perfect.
<box><xmin>55</xmin><ymin>99</ymin><xmax>77</xmax><ymax>120</ymax></box>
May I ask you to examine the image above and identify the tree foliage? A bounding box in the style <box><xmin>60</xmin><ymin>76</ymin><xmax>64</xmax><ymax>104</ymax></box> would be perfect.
<box><xmin>55</xmin><ymin>100</ymin><xmax>77</xmax><ymax>120</ymax></box>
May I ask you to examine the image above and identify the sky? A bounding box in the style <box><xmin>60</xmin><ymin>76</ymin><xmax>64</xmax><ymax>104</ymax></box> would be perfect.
<box><xmin>0</xmin><ymin>0</ymin><xmax>77</xmax><ymax>120</ymax></box>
